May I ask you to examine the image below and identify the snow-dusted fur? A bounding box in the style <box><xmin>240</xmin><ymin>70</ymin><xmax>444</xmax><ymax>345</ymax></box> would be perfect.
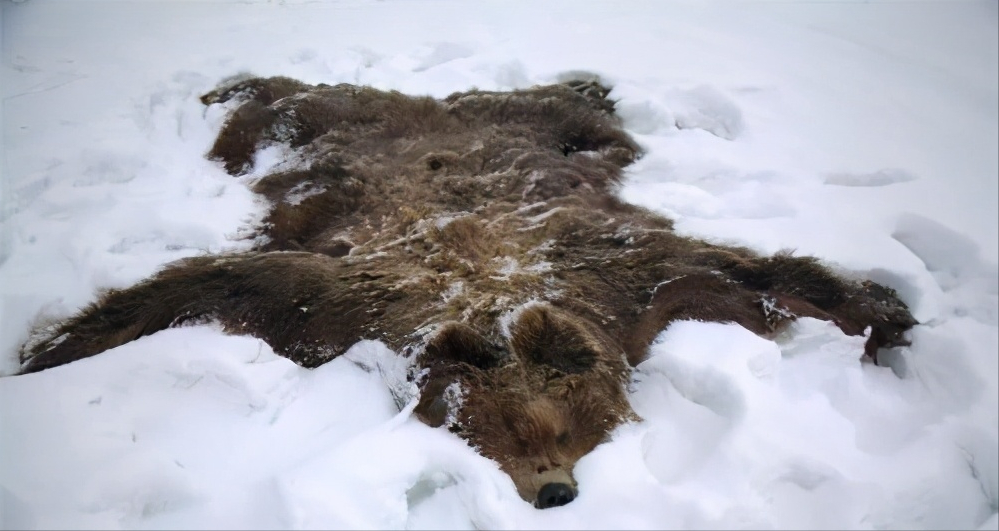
<box><xmin>18</xmin><ymin>76</ymin><xmax>916</xmax><ymax>507</ymax></box>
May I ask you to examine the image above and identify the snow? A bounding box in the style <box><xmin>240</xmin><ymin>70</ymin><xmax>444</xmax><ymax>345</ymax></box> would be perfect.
<box><xmin>1</xmin><ymin>0</ymin><xmax>996</xmax><ymax>529</ymax></box>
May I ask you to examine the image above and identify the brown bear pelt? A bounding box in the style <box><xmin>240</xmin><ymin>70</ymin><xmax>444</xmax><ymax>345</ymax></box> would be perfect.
<box><xmin>18</xmin><ymin>75</ymin><xmax>917</xmax><ymax>508</ymax></box>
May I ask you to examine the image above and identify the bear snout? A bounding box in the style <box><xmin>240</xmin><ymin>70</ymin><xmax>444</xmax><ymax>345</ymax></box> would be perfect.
<box><xmin>514</xmin><ymin>465</ymin><xmax>579</xmax><ymax>509</ymax></box>
<box><xmin>536</xmin><ymin>482</ymin><xmax>577</xmax><ymax>509</ymax></box>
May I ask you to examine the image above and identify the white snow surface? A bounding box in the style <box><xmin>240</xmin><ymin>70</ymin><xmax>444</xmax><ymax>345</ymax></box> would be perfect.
<box><xmin>1</xmin><ymin>1</ymin><xmax>996</xmax><ymax>529</ymax></box>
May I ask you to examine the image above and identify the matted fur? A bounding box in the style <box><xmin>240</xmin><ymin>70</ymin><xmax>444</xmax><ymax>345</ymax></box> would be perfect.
<box><xmin>18</xmin><ymin>76</ymin><xmax>917</xmax><ymax>507</ymax></box>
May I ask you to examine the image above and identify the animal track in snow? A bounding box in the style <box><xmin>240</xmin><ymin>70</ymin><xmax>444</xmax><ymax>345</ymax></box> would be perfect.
<box><xmin>824</xmin><ymin>168</ymin><xmax>918</xmax><ymax>187</ymax></box>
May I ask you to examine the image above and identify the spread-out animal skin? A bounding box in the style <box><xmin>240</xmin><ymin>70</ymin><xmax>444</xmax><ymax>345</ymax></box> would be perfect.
<box><xmin>19</xmin><ymin>76</ymin><xmax>917</xmax><ymax>508</ymax></box>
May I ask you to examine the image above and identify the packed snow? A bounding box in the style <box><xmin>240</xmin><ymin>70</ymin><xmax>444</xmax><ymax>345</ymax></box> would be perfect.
<box><xmin>1</xmin><ymin>1</ymin><xmax>996</xmax><ymax>529</ymax></box>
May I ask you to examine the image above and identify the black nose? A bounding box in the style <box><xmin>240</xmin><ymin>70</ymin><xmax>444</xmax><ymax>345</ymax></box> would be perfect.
<box><xmin>536</xmin><ymin>482</ymin><xmax>576</xmax><ymax>509</ymax></box>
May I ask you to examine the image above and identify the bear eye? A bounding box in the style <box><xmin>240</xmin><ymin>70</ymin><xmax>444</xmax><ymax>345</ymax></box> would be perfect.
<box><xmin>556</xmin><ymin>431</ymin><xmax>570</xmax><ymax>445</ymax></box>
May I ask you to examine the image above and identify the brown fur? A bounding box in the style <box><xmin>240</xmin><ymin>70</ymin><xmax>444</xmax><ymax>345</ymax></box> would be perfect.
<box><xmin>18</xmin><ymin>76</ymin><xmax>917</xmax><ymax>507</ymax></box>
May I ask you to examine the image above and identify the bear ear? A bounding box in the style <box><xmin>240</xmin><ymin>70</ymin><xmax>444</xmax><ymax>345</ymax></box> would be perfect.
<box><xmin>509</xmin><ymin>305</ymin><xmax>598</xmax><ymax>374</ymax></box>
<box><xmin>421</xmin><ymin>322</ymin><xmax>507</xmax><ymax>370</ymax></box>
<box><xmin>415</xmin><ymin>323</ymin><xmax>505</xmax><ymax>429</ymax></box>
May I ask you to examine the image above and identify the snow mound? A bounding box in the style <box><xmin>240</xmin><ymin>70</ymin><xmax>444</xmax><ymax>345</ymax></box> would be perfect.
<box><xmin>616</xmin><ymin>84</ymin><xmax>744</xmax><ymax>140</ymax></box>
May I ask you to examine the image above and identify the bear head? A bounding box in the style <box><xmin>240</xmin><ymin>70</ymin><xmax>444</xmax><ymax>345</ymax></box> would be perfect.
<box><xmin>411</xmin><ymin>303</ymin><xmax>637</xmax><ymax>508</ymax></box>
